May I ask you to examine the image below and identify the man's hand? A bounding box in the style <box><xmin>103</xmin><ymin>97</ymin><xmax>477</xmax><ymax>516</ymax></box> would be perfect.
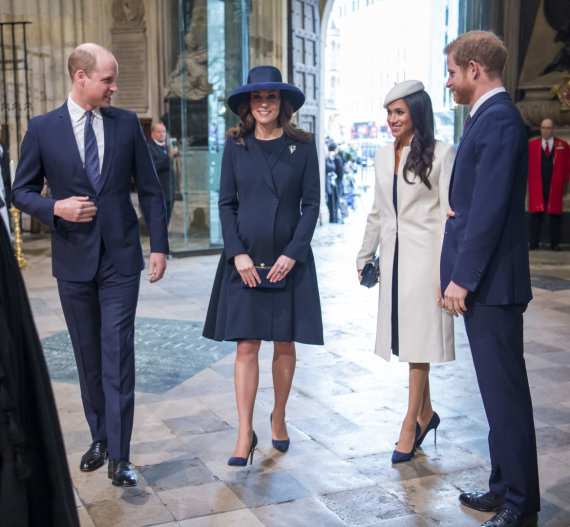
<box><xmin>54</xmin><ymin>196</ymin><xmax>97</xmax><ymax>222</ymax></box>
<box><xmin>443</xmin><ymin>280</ymin><xmax>468</xmax><ymax>317</ymax></box>
<box><xmin>148</xmin><ymin>252</ymin><xmax>167</xmax><ymax>283</ymax></box>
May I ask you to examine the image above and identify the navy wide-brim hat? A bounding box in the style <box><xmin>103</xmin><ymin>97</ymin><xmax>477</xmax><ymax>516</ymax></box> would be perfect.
<box><xmin>227</xmin><ymin>65</ymin><xmax>305</xmax><ymax>115</ymax></box>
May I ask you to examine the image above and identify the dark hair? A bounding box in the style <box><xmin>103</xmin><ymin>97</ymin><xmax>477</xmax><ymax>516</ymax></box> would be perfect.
<box><xmin>227</xmin><ymin>92</ymin><xmax>312</xmax><ymax>148</ymax></box>
<box><xmin>328</xmin><ymin>142</ymin><xmax>337</xmax><ymax>151</ymax></box>
<box><xmin>401</xmin><ymin>90</ymin><xmax>436</xmax><ymax>190</ymax></box>
<box><xmin>444</xmin><ymin>30</ymin><xmax>507</xmax><ymax>79</ymax></box>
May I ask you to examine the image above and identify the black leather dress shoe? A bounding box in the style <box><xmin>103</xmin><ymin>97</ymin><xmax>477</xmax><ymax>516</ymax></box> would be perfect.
<box><xmin>80</xmin><ymin>440</ymin><xmax>108</xmax><ymax>471</ymax></box>
<box><xmin>108</xmin><ymin>459</ymin><xmax>138</xmax><ymax>487</ymax></box>
<box><xmin>481</xmin><ymin>507</ymin><xmax>538</xmax><ymax>527</ymax></box>
<box><xmin>459</xmin><ymin>491</ymin><xmax>504</xmax><ymax>512</ymax></box>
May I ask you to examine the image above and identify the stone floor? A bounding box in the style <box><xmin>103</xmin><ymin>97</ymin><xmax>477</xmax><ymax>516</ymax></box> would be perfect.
<box><xmin>18</xmin><ymin>198</ymin><xmax>570</xmax><ymax>527</ymax></box>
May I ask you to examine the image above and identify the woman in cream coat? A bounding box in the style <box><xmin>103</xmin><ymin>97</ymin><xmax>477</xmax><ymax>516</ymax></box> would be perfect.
<box><xmin>357</xmin><ymin>80</ymin><xmax>455</xmax><ymax>463</ymax></box>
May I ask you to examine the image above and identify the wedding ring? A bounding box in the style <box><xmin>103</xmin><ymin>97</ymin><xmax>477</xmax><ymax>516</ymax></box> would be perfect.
<box><xmin>278</xmin><ymin>270</ymin><xmax>283</xmax><ymax>274</ymax></box>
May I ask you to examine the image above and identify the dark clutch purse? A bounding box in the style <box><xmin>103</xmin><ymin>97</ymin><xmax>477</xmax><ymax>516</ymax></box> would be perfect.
<box><xmin>243</xmin><ymin>264</ymin><xmax>286</xmax><ymax>289</ymax></box>
<box><xmin>360</xmin><ymin>256</ymin><xmax>380</xmax><ymax>288</ymax></box>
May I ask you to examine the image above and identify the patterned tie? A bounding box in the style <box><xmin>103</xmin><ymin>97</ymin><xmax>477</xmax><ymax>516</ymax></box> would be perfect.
<box><xmin>463</xmin><ymin>114</ymin><xmax>471</xmax><ymax>133</ymax></box>
<box><xmin>84</xmin><ymin>111</ymin><xmax>101</xmax><ymax>191</ymax></box>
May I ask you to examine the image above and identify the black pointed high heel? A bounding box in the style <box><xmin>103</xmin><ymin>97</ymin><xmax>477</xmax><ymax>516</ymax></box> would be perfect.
<box><xmin>416</xmin><ymin>412</ymin><xmax>440</xmax><ymax>447</ymax></box>
<box><xmin>270</xmin><ymin>412</ymin><xmax>290</xmax><ymax>452</ymax></box>
<box><xmin>228</xmin><ymin>431</ymin><xmax>258</xmax><ymax>466</ymax></box>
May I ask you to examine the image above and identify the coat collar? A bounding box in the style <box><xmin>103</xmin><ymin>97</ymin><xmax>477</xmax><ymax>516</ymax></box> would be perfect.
<box><xmin>244</xmin><ymin>132</ymin><xmax>296</xmax><ymax>196</ymax></box>
<box><xmin>459</xmin><ymin>91</ymin><xmax>510</xmax><ymax>149</ymax></box>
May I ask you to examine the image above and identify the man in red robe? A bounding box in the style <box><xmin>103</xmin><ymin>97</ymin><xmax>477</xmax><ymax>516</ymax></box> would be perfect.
<box><xmin>528</xmin><ymin>118</ymin><xmax>570</xmax><ymax>250</ymax></box>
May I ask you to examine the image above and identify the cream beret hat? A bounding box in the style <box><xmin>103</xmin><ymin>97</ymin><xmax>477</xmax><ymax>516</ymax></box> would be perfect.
<box><xmin>383</xmin><ymin>80</ymin><xmax>425</xmax><ymax>108</ymax></box>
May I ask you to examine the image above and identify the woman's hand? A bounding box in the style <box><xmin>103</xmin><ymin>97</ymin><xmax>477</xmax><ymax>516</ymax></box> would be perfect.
<box><xmin>234</xmin><ymin>254</ymin><xmax>260</xmax><ymax>287</ymax></box>
<box><xmin>268</xmin><ymin>255</ymin><xmax>296</xmax><ymax>282</ymax></box>
<box><xmin>358</xmin><ymin>269</ymin><xmax>363</xmax><ymax>283</ymax></box>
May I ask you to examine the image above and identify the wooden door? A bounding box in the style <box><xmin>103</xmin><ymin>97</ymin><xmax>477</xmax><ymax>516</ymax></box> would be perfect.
<box><xmin>289</xmin><ymin>0</ymin><xmax>319</xmax><ymax>137</ymax></box>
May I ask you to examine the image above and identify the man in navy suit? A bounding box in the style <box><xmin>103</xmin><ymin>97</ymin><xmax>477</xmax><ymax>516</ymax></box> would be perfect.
<box><xmin>441</xmin><ymin>31</ymin><xmax>540</xmax><ymax>527</ymax></box>
<box><xmin>12</xmin><ymin>43</ymin><xmax>169</xmax><ymax>486</ymax></box>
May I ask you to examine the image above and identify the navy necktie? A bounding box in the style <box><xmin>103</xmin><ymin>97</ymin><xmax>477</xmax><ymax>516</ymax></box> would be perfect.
<box><xmin>84</xmin><ymin>111</ymin><xmax>101</xmax><ymax>190</ymax></box>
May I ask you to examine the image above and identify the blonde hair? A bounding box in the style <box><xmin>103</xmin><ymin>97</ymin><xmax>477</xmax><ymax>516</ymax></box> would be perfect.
<box><xmin>445</xmin><ymin>30</ymin><xmax>507</xmax><ymax>79</ymax></box>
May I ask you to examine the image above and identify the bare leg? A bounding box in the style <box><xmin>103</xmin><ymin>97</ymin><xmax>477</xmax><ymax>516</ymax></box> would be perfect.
<box><xmin>232</xmin><ymin>339</ymin><xmax>261</xmax><ymax>458</ymax></box>
<box><xmin>271</xmin><ymin>341</ymin><xmax>296</xmax><ymax>441</ymax></box>
<box><xmin>395</xmin><ymin>363</ymin><xmax>429</xmax><ymax>453</ymax></box>
<box><xmin>417</xmin><ymin>369</ymin><xmax>434</xmax><ymax>432</ymax></box>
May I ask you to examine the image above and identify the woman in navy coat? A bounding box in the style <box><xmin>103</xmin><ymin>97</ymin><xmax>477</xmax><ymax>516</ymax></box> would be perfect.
<box><xmin>203</xmin><ymin>66</ymin><xmax>323</xmax><ymax>466</ymax></box>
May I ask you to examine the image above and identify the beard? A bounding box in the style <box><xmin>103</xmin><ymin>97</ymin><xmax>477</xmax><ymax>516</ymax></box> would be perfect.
<box><xmin>452</xmin><ymin>83</ymin><xmax>474</xmax><ymax>106</ymax></box>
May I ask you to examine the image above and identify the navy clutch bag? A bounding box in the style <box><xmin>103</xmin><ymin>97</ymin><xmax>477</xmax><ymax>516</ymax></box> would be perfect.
<box><xmin>360</xmin><ymin>256</ymin><xmax>380</xmax><ymax>288</ymax></box>
<box><xmin>243</xmin><ymin>264</ymin><xmax>286</xmax><ymax>289</ymax></box>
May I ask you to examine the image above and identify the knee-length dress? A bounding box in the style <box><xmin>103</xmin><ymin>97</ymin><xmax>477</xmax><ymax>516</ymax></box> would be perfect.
<box><xmin>203</xmin><ymin>132</ymin><xmax>323</xmax><ymax>345</ymax></box>
<box><xmin>357</xmin><ymin>140</ymin><xmax>456</xmax><ymax>362</ymax></box>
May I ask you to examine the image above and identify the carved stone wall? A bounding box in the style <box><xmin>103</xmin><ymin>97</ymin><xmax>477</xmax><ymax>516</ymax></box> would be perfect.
<box><xmin>110</xmin><ymin>0</ymin><xmax>149</xmax><ymax>113</ymax></box>
<box><xmin>0</xmin><ymin>0</ymin><xmax>103</xmax><ymax>157</ymax></box>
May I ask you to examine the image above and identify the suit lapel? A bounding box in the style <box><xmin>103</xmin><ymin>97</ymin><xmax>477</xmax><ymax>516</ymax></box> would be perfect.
<box><xmin>449</xmin><ymin>92</ymin><xmax>510</xmax><ymax>201</ymax></box>
<box><xmin>57</xmin><ymin>104</ymin><xmax>84</xmax><ymax>174</ymax></box>
<box><xmin>99</xmin><ymin>108</ymin><xmax>116</xmax><ymax>193</ymax></box>
<box><xmin>245</xmin><ymin>134</ymin><xmax>278</xmax><ymax>196</ymax></box>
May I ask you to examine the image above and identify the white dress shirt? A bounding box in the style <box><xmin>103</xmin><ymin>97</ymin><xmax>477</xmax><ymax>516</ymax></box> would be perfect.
<box><xmin>542</xmin><ymin>137</ymin><xmax>554</xmax><ymax>154</ymax></box>
<box><xmin>67</xmin><ymin>95</ymin><xmax>104</xmax><ymax>173</ymax></box>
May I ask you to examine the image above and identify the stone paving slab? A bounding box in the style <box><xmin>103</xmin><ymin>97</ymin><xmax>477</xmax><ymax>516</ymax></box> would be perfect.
<box><xmin>41</xmin><ymin>318</ymin><xmax>236</xmax><ymax>393</ymax></box>
<box><xmin>17</xmin><ymin>206</ymin><xmax>570</xmax><ymax>527</ymax></box>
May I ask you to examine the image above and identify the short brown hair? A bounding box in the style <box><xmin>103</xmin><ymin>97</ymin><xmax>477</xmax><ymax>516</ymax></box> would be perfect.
<box><xmin>68</xmin><ymin>48</ymin><xmax>96</xmax><ymax>80</ymax></box>
<box><xmin>445</xmin><ymin>30</ymin><xmax>507</xmax><ymax>79</ymax></box>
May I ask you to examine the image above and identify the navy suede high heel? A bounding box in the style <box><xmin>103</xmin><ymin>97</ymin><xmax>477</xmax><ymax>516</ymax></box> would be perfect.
<box><xmin>391</xmin><ymin>423</ymin><xmax>420</xmax><ymax>464</ymax></box>
<box><xmin>270</xmin><ymin>413</ymin><xmax>290</xmax><ymax>452</ymax></box>
<box><xmin>416</xmin><ymin>412</ymin><xmax>440</xmax><ymax>447</ymax></box>
<box><xmin>228</xmin><ymin>431</ymin><xmax>258</xmax><ymax>466</ymax></box>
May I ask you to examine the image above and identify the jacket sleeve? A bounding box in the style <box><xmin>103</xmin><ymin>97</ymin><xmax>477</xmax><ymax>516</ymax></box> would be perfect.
<box><xmin>218</xmin><ymin>138</ymin><xmax>247</xmax><ymax>261</ymax></box>
<box><xmin>131</xmin><ymin>115</ymin><xmax>169</xmax><ymax>254</ymax></box>
<box><xmin>356</xmin><ymin>148</ymin><xmax>382</xmax><ymax>270</ymax></box>
<box><xmin>450</xmin><ymin>110</ymin><xmax>524</xmax><ymax>292</ymax></box>
<box><xmin>282</xmin><ymin>139</ymin><xmax>321</xmax><ymax>263</ymax></box>
<box><xmin>11</xmin><ymin>118</ymin><xmax>58</xmax><ymax>229</ymax></box>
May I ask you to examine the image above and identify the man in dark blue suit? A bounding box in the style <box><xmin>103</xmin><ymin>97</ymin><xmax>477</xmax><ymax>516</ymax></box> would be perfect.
<box><xmin>12</xmin><ymin>43</ymin><xmax>169</xmax><ymax>486</ymax></box>
<box><xmin>441</xmin><ymin>31</ymin><xmax>540</xmax><ymax>527</ymax></box>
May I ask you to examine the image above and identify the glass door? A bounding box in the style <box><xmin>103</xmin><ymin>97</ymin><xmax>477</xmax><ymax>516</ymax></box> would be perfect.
<box><xmin>164</xmin><ymin>0</ymin><xmax>249</xmax><ymax>254</ymax></box>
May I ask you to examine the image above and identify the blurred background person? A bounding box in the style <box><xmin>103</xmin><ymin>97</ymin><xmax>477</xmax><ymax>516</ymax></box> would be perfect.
<box><xmin>148</xmin><ymin>122</ymin><xmax>177</xmax><ymax>226</ymax></box>
<box><xmin>203</xmin><ymin>66</ymin><xmax>323</xmax><ymax>466</ymax></box>
<box><xmin>527</xmin><ymin>118</ymin><xmax>570</xmax><ymax>251</ymax></box>
<box><xmin>357</xmin><ymin>80</ymin><xmax>455</xmax><ymax>463</ymax></box>
<box><xmin>325</xmin><ymin>141</ymin><xmax>344</xmax><ymax>223</ymax></box>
